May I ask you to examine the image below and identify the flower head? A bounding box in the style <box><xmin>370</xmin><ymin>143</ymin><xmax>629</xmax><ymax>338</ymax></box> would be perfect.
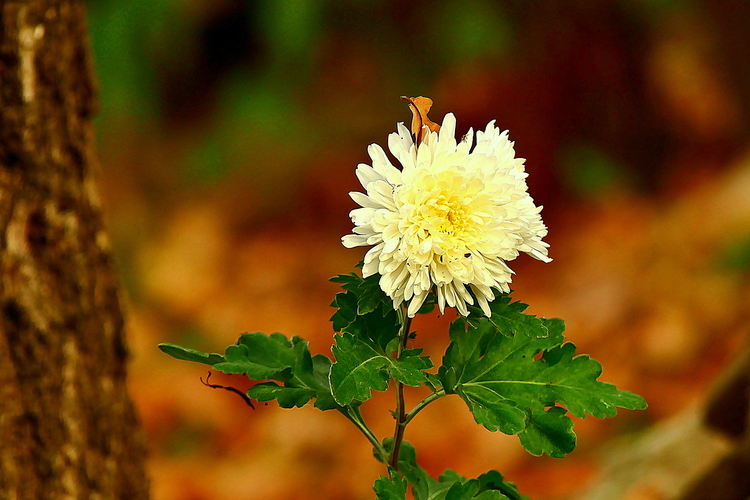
<box><xmin>342</xmin><ymin>101</ymin><xmax>551</xmax><ymax>317</ymax></box>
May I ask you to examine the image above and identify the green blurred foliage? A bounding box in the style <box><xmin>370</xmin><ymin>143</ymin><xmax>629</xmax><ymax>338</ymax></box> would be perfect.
<box><xmin>560</xmin><ymin>144</ymin><xmax>631</xmax><ymax>197</ymax></box>
<box><xmin>429</xmin><ymin>0</ymin><xmax>514</xmax><ymax>63</ymax></box>
<box><xmin>88</xmin><ymin>0</ymin><xmax>178</xmax><ymax>122</ymax></box>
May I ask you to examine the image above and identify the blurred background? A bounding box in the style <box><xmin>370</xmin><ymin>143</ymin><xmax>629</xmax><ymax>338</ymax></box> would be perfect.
<box><xmin>85</xmin><ymin>0</ymin><xmax>750</xmax><ymax>498</ymax></box>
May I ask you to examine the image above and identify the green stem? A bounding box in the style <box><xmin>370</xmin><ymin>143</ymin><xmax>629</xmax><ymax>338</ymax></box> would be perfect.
<box><xmin>388</xmin><ymin>307</ymin><xmax>413</xmax><ymax>471</ymax></box>
<box><xmin>339</xmin><ymin>406</ymin><xmax>388</xmax><ymax>467</ymax></box>
<box><xmin>404</xmin><ymin>389</ymin><xmax>446</xmax><ymax>426</ymax></box>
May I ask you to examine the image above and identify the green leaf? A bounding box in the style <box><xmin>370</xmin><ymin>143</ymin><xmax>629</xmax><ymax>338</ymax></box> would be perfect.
<box><xmin>425</xmin><ymin>372</ymin><xmax>443</xmax><ymax>392</ymax></box>
<box><xmin>211</xmin><ymin>332</ymin><xmax>337</xmax><ymax>410</ymax></box>
<box><xmin>330</xmin><ymin>272</ymin><xmax>392</xmax><ymax>315</ymax></box>
<box><xmin>391</xmin><ymin>349</ymin><xmax>433</xmax><ymax>385</ymax></box>
<box><xmin>440</xmin><ymin>312</ymin><xmax>647</xmax><ymax>457</ymax></box>
<box><xmin>330</xmin><ymin>291</ymin><xmax>358</xmax><ymax>331</ymax></box>
<box><xmin>212</xmin><ymin>333</ymin><xmax>295</xmax><ymax>380</ymax></box>
<box><xmin>374</xmin><ymin>441</ymin><xmax>527</xmax><ymax>500</ymax></box>
<box><xmin>374</xmin><ymin>474</ymin><xmax>408</xmax><ymax>500</ymax></box>
<box><xmin>158</xmin><ymin>343</ymin><xmax>225</xmax><ymax>365</ymax></box>
<box><xmin>472</xmin><ymin>492</ymin><xmax>510</xmax><ymax>500</ymax></box>
<box><xmin>457</xmin><ymin>384</ymin><xmax>527</xmax><ymax>435</ymax></box>
<box><xmin>417</xmin><ymin>292</ymin><xmax>437</xmax><ymax>314</ymax></box>
<box><xmin>517</xmin><ymin>406</ymin><xmax>576</xmax><ymax>458</ymax></box>
<box><xmin>247</xmin><ymin>383</ymin><xmax>315</xmax><ymax>408</ymax></box>
<box><xmin>376</xmin><ymin>439</ymin><xmax>423</xmax><ymax>486</ymax></box>
<box><xmin>445</xmin><ymin>479</ymin><xmax>482</xmax><ymax>500</ymax></box>
<box><xmin>477</xmin><ymin>471</ymin><xmax>528</xmax><ymax>500</ymax></box>
<box><xmin>309</xmin><ymin>354</ymin><xmax>339</xmax><ymax>410</ymax></box>
<box><xmin>411</xmin><ymin>469</ymin><xmax>455</xmax><ymax>500</ymax></box>
<box><xmin>538</xmin><ymin>343</ymin><xmax>647</xmax><ymax>418</ymax></box>
<box><xmin>329</xmin><ymin>334</ymin><xmax>433</xmax><ymax>405</ymax></box>
<box><xmin>330</xmin><ymin>272</ymin><xmax>401</xmax><ymax>351</ymax></box>
<box><xmin>411</xmin><ymin>468</ymin><xmax>525</xmax><ymax>500</ymax></box>
<box><xmin>330</xmin><ymin>334</ymin><xmax>389</xmax><ymax>404</ymax></box>
<box><xmin>468</xmin><ymin>294</ymin><xmax>565</xmax><ymax>340</ymax></box>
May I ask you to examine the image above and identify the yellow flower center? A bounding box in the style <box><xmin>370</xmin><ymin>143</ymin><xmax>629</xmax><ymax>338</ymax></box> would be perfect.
<box><xmin>399</xmin><ymin>168</ymin><xmax>492</xmax><ymax>263</ymax></box>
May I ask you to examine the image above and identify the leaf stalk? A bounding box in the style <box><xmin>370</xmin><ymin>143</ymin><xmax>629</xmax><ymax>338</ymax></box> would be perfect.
<box><xmin>340</xmin><ymin>405</ymin><xmax>389</xmax><ymax>468</ymax></box>
<box><xmin>404</xmin><ymin>389</ymin><xmax>445</xmax><ymax>426</ymax></box>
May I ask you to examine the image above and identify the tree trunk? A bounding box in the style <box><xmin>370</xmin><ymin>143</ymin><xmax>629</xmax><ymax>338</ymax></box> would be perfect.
<box><xmin>0</xmin><ymin>1</ymin><xmax>149</xmax><ymax>499</ymax></box>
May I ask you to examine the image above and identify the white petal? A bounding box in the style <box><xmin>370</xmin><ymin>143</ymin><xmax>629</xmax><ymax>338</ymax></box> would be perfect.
<box><xmin>368</xmin><ymin>143</ymin><xmax>402</xmax><ymax>185</ymax></box>
<box><xmin>350</xmin><ymin>207</ymin><xmax>376</xmax><ymax>225</ymax></box>
<box><xmin>355</xmin><ymin>163</ymin><xmax>383</xmax><ymax>188</ymax></box>
<box><xmin>350</xmin><ymin>191</ymin><xmax>381</xmax><ymax>209</ymax></box>
<box><xmin>342</xmin><ymin>234</ymin><xmax>368</xmax><ymax>248</ymax></box>
<box><xmin>407</xmin><ymin>291</ymin><xmax>429</xmax><ymax>317</ymax></box>
<box><xmin>366</xmin><ymin>181</ymin><xmax>397</xmax><ymax>211</ymax></box>
<box><xmin>388</xmin><ymin>123</ymin><xmax>416</xmax><ymax>170</ymax></box>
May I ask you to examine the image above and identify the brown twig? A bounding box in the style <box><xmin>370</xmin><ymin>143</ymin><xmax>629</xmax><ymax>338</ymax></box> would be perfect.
<box><xmin>200</xmin><ymin>371</ymin><xmax>255</xmax><ymax>409</ymax></box>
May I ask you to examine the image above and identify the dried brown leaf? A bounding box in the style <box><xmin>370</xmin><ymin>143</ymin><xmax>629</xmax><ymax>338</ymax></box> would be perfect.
<box><xmin>401</xmin><ymin>96</ymin><xmax>441</xmax><ymax>144</ymax></box>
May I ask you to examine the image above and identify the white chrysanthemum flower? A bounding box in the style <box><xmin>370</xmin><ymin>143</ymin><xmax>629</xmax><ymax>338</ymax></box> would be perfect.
<box><xmin>342</xmin><ymin>113</ymin><xmax>551</xmax><ymax>318</ymax></box>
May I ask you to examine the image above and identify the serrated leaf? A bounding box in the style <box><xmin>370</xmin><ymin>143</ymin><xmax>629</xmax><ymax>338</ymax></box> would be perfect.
<box><xmin>374</xmin><ymin>475</ymin><xmax>408</xmax><ymax>500</ymax></box>
<box><xmin>411</xmin><ymin>468</ymin><xmax>524</xmax><ymax>500</ymax></box>
<box><xmin>330</xmin><ymin>272</ymin><xmax>401</xmax><ymax>350</ymax></box>
<box><xmin>345</xmin><ymin>307</ymin><xmax>401</xmax><ymax>351</ymax></box>
<box><xmin>456</xmin><ymin>384</ymin><xmax>527</xmax><ymax>435</ymax></box>
<box><xmin>468</xmin><ymin>294</ymin><xmax>565</xmax><ymax>340</ymax></box>
<box><xmin>330</xmin><ymin>334</ymin><xmax>433</xmax><ymax>405</ymax></box>
<box><xmin>158</xmin><ymin>343</ymin><xmax>224</xmax><ymax>365</ymax></box>
<box><xmin>210</xmin><ymin>332</ymin><xmax>337</xmax><ymax>410</ymax></box>
<box><xmin>377</xmin><ymin>441</ymin><xmax>527</xmax><ymax>500</ymax></box>
<box><xmin>309</xmin><ymin>354</ymin><xmax>339</xmax><ymax>410</ymax></box>
<box><xmin>445</xmin><ymin>479</ymin><xmax>482</xmax><ymax>500</ymax></box>
<box><xmin>330</xmin><ymin>272</ymin><xmax>393</xmax><ymax>316</ymax></box>
<box><xmin>247</xmin><ymin>383</ymin><xmax>315</xmax><ymax>408</ymax></box>
<box><xmin>355</xmin><ymin>273</ymin><xmax>390</xmax><ymax>315</ymax></box>
<box><xmin>538</xmin><ymin>343</ymin><xmax>648</xmax><ymax>418</ymax></box>
<box><xmin>477</xmin><ymin>471</ymin><xmax>528</xmax><ymax>500</ymax></box>
<box><xmin>411</xmin><ymin>470</ymin><xmax>455</xmax><ymax>500</ymax></box>
<box><xmin>330</xmin><ymin>291</ymin><xmax>358</xmax><ymax>331</ymax></box>
<box><xmin>330</xmin><ymin>334</ymin><xmax>389</xmax><ymax>404</ymax></box>
<box><xmin>212</xmin><ymin>333</ymin><xmax>295</xmax><ymax>380</ymax></box>
<box><xmin>392</xmin><ymin>349</ymin><xmax>433</xmax><ymax>385</ymax></box>
<box><xmin>441</xmin><ymin>314</ymin><xmax>647</xmax><ymax>457</ymax></box>
<box><xmin>517</xmin><ymin>406</ymin><xmax>576</xmax><ymax>458</ymax></box>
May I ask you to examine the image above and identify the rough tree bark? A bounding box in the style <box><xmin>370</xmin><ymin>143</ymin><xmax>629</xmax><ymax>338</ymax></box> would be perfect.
<box><xmin>0</xmin><ymin>1</ymin><xmax>149</xmax><ymax>499</ymax></box>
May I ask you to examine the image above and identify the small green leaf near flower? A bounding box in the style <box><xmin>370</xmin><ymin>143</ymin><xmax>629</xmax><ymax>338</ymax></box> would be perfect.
<box><xmin>330</xmin><ymin>273</ymin><xmax>402</xmax><ymax>351</ymax></box>
<box><xmin>331</xmin><ymin>271</ymin><xmax>392</xmax><ymax>316</ymax></box>
<box><xmin>466</xmin><ymin>294</ymin><xmax>565</xmax><ymax>339</ymax></box>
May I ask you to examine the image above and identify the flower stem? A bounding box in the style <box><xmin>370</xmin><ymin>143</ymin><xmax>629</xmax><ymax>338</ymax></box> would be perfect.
<box><xmin>388</xmin><ymin>307</ymin><xmax>413</xmax><ymax>471</ymax></box>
